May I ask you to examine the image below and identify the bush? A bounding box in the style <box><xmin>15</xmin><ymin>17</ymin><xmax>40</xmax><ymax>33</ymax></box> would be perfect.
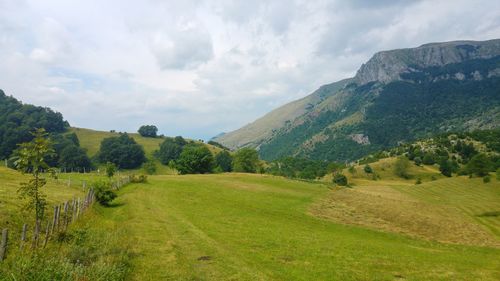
<box><xmin>333</xmin><ymin>173</ymin><xmax>348</xmax><ymax>186</ymax></box>
<box><xmin>142</xmin><ymin>161</ymin><xmax>157</xmax><ymax>175</ymax></box>
<box><xmin>394</xmin><ymin>156</ymin><xmax>411</xmax><ymax>179</ymax></box>
<box><xmin>364</xmin><ymin>164</ymin><xmax>373</xmax><ymax>174</ymax></box>
<box><xmin>483</xmin><ymin>175</ymin><xmax>491</xmax><ymax>183</ymax></box>
<box><xmin>415</xmin><ymin>177</ymin><xmax>422</xmax><ymax>185</ymax></box>
<box><xmin>414</xmin><ymin>157</ymin><xmax>422</xmax><ymax>166</ymax></box>
<box><xmin>130</xmin><ymin>174</ymin><xmax>148</xmax><ymax>183</ymax></box>
<box><xmin>348</xmin><ymin>166</ymin><xmax>356</xmax><ymax>174</ymax></box>
<box><xmin>157</xmin><ymin>138</ymin><xmax>185</xmax><ymax>165</ymax></box>
<box><xmin>92</xmin><ymin>181</ymin><xmax>117</xmax><ymax>206</ymax></box>
<box><xmin>105</xmin><ymin>162</ymin><xmax>117</xmax><ymax>178</ymax></box>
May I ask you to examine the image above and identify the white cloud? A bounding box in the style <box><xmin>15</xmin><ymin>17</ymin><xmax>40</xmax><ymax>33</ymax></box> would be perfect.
<box><xmin>0</xmin><ymin>0</ymin><xmax>498</xmax><ymax>140</ymax></box>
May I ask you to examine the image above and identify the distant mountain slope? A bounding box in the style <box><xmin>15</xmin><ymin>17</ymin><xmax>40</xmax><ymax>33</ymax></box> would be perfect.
<box><xmin>214</xmin><ymin>39</ymin><xmax>500</xmax><ymax>161</ymax></box>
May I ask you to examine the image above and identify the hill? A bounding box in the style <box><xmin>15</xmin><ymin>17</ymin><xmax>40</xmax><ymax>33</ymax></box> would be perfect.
<box><xmin>214</xmin><ymin>39</ymin><xmax>500</xmax><ymax>161</ymax></box>
<box><xmin>2</xmin><ymin>170</ymin><xmax>498</xmax><ymax>280</ymax></box>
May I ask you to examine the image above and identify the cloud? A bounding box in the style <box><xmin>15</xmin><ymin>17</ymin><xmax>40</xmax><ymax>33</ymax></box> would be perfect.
<box><xmin>150</xmin><ymin>22</ymin><xmax>214</xmax><ymax>70</ymax></box>
<box><xmin>0</xmin><ymin>0</ymin><xmax>498</xmax><ymax>140</ymax></box>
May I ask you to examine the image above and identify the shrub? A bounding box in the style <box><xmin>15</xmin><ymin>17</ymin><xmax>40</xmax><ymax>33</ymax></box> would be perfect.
<box><xmin>415</xmin><ymin>177</ymin><xmax>422</xmax><ymax>185</ymax></box>
<box><xmin>142</xmin><ymin>161</ymin><xmax>157</xmax><ymax>175</ymax></box>
<box><xmin>130</xmin><ymin>174</ymin><xmax>148</xmax><ymax>183</ymax></box>
<box><xmin>92</xmin><ymin>181</ymin><xmax>117</xmax><ymax>206</ymax></box>
<box><xmin>333</xmin><ymin>173</ymin><xmax>348</xmax><ymax>186</ymax></box>
<box><xmin>414</xmin><ymin>157</ymin><xmax>422</xmax><ymax>166</ymax></box>
<box><xmin>483</xmin><ymin>175</ymin><xmax>491</xmax><ymax>183</ymax></box>
<box><xmin>364</xmin><ymin>164</ymin><xmax>373</xmax><ymax>174</ymax></box>
<box><xmin>394</xmin><ymin>156</ymin><xmax>411</xmax><ymax>179</ymax></box>
<box><xmin>348</xmin><ymin>166</ymin><xmax>356</xmax><ymax>174</ymax></box>
<box><xmin>105</xmin><ymin>162</ymin><xmax>117</xmax><ymax>178</ymax></box>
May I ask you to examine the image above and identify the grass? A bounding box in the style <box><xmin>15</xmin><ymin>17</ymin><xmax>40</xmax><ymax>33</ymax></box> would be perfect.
<box><xmin>69</xmin><ymin>127</ymin><xmax>165</xmax><ymax>158</ymax></box>
<box><xmin>91</xmin><ymin>173</ymin><xmax>498</xmax><ymax>280</ymax></box>
<box><xmin>70</xmin><ymin>127</ymin><xmax>222</xmax><ymax>159</ymax></box>
<box><xmin>1</xmin><ymin>163</ymin><xmax>499</xmax><ymax>280</ymax></box>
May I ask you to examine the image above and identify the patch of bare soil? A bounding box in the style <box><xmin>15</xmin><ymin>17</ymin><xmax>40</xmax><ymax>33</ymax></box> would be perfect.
<box><xmin>309</xmin><ymin>186</ymin><xmax>500</xmax><ymax>247</ymax></box>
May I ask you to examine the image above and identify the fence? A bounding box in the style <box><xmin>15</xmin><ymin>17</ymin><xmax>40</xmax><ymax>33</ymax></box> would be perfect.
<box><xmin>0</xmin><ymin>176</ymin><xmax>131</xmax><ymax>262</ymax></box>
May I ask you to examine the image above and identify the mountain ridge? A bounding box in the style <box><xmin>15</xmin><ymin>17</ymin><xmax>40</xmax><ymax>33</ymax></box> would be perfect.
<box><xmin>214</xmin><ymin>39</ymin><xmax>500</xmax><ymax>161</ymax></box>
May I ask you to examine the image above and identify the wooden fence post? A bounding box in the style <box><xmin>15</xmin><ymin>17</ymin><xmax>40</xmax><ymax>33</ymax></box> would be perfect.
<box><xmin>20</xmin><ymin>224</ymin><xmax>27</xmax><ymax>250</ymax></box>
<box><xmin>0</xmin><ymin>229</ymin><xmax>8</xmax><ymax>261</ymax></box>
<box><xmin>31</xmin><ymin>221</ymin><xmax>40</xmax><ymax>249</ymax></box>
<box><xmin>43</xmin><ymin>222</ymin><xmax>51</xmax><ymax>248</ymax></box>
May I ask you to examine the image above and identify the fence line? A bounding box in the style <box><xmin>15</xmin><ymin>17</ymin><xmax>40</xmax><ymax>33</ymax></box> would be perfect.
<box><xmin>0</xmin><ymin>175</ymin><xmax>131</xmax><ymax>263</ymax></box>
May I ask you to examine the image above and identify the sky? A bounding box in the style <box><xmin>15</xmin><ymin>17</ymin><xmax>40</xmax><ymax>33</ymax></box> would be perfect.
<box><xmin>0</xmin><ymin>0</ymin><xmax>499</xmax><ymax>140</ymax></box>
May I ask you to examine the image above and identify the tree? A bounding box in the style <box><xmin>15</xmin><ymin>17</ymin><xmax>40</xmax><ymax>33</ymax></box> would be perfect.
<box><xmin>422</xmin><ymin>152</ymin><xmax>436</xmax><ymax>165</ymax></box>
<box><xmin>175</xmin><ymin>144</ymin><xmax>214</xmax><ymax>174</ymax></box>
<box><xmin>13</xmin><ymin>129</ymin><xmax>55</xmax><ymax>225</ymax></box>
<box><xmin>466</xmin><ymin>154</ymin><xmax>493</xmax><ymax>177</ymax></box>
<box><xmin>105</xmin><ymin>162</ymin><xmax>117</xmax><ymax>178</ymax></box>
<box><xmin>333</xmin><ymin>173</ymin><xmax>348</xmax><ymax>186</ymax></box>
<box><xmin>58</xmin><ymin>145</ymin><xmax>92</xmax><ymax>171</ymax></box>
<box><xmin>414</xmin><ymin>157</ymin><xmax>422</xmax><ymax>166</ymax></box>
<box><xmin>394</xmin><ymin>156</ymin><xmax>411</xmax><ymax>179</ymax></box>
<box><xmin>215</xmin><ymin>150</ymin><xmax>233</xmax><ymax>172</ymax></box>
<box><xmin>439</xmin><ymin>159</ymin><xmax>459</xmax><ymax>177</ymax></box>
<box><xmin>364</xmin><ymin>164</ymin><xmax>373</xmax><ymax>174</ymax></box>
<box><xmin>98</xmin><ymin>133</ymin><xmax>146</xmax><ymax>169</ymax></box>
<box><xmin>137</xmin><ymin>125</ymin><xmax>158</xmax><ymax>138</ymax></box>
<box><xmin>233</xmin><ymin>148</ymin><xmax>260</xmax><ymax>173</ymax></box>
<box><xmin>157</xmin><ymin>138</ymin><xmax>184</xmax><ymax>165</ymax></box>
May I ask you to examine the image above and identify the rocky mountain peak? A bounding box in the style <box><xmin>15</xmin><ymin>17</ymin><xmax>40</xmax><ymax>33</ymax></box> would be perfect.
<box><xmin>354</xmin><ymin>39</ymin><xmax>500</xmax><ymax>85</ymax></box>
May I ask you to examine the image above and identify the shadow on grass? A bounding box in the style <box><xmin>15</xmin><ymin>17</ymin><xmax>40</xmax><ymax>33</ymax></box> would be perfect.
<box><xmin>105</xmin><ymin>202</ymin><xmax>126</xmax><ymax>208</ymax></box>
<box><xmin>477</xmin><ymin>211</ymin><xmax>500</xmax><ymax>217</ymax></box>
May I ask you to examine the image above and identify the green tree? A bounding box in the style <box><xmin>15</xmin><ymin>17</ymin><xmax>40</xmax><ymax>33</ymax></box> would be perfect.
<box><xmin>175</xmin><ymin>144</ymin><xmax>214</xmax><ymax>174</ymax></box>
<box><xmin>233</xmin><ymin>148</ymin><xmax>260</xmax><ymax>173</ymax></box>
<box><xmin>138</xmin><ymin>125</ymin><xmax>158</xmax><ymax>138</ymax></box>
<box><xmin>333</xmin><ymin>173</ymin><xmax>348</xmax><ymax>186</ymax></box>
<box><xmin>364</xmin><ymin>164</ymin><xmax>373</xmax><ymax>174</ymax></box>
<box><xmin>439</xmin><ymin>159</ymin><xmax>459</xmax><ymax>177</ymax></box>
<box><xmin>13</xmin><ymin>129</ymin><xmax>55</xmax><ymax>225</ymax></box>
<box><xmin>414</xmin><ymin>157</ymin><xmax>422</xmax><ymax>166</ymax></box>
<box><xmin>422</xmin><ymin>153</ymin><xmax>436</xmax><ymax>165</ymax></box>
<box><xmin>157</xmin><ymin>138</ymin><xmax>184</xmax><ymax>165</ymax></box>
<box><xmin>105</xmin><ymin>162</ymin><xmax>117</xmax><ymax>178</ymax></box>
<box><xmin>466</xmin><ymin>154</ymin><xmax>493</xmax><ymax>177</ymax></box>
<box><xmin>98</xmin><ymin>133</ymin><xmax>146</xmax><ymax>169</ymax></box>
<box><xmin>58</xmin><ymin>144</ymin><xmax>92</xmax><ymax>171</ymax></box>
<box><xmin>215</xmin><ymin>150</ymin><xmax>233</xmax><ymax>172</ymax></box>
<box><xmin>394</xmin><ymin>156</ymin><xmax>411</xmax><ymax>179</ymax></box>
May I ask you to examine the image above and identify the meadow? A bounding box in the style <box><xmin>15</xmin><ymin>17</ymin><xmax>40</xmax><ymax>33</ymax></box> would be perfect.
<box><xmin>1</xmin><ymin>163</ymin><xmax>499</xmax><ymax>280</ymax></box>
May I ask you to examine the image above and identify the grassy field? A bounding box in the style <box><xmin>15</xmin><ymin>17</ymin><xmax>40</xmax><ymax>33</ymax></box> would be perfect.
<box><xmin>69</xmin><ymin>127</ymin><xmax>222</xmax><ymax>159</ymax></box>
<box><xmin>0</xmin><ymin>166</ymin><xmax>85</xmax><ymax>232</ymax></box>
<box><xmin>92</xmin><ymin>173</ymin><xmax>499</xmax><ymax>280</ymax></box>
<box><xmin>1</xmin><ymin>164</ymin><xmax>499</xmax><ymax>280</ymax></box>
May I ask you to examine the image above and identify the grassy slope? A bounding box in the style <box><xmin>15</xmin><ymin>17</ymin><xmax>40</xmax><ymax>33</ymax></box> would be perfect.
<box><xmin>69</xmin><ymin>127</ymin><xmax>165</xmax><ymax>158</ymax></box>
<box><xmin>0</xmin><ymin>166</ymin><xmax>85</xmax><ymax>236</ymax></box>
<box><xmin>93</xmin><ymin>173</ymin><xmax>499</xmax><ymax>280</ymax></box>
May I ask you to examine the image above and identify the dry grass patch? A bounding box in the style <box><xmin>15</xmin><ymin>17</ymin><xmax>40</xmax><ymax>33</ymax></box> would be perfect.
<box><xmin>310</xmin><ymin>184</ymin><xmax>500</xmax><ymax>247</ymax></box>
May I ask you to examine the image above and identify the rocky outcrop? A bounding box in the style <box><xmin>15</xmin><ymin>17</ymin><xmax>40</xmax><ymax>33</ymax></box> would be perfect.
<box><xmin>354</xmin><ymin>39</ymin><xmax>500</xmax><ymax>85</ymax></box>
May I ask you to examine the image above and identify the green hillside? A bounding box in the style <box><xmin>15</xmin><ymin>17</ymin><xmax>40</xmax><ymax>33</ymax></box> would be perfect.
<box><xmin>69</xmin><ymin>127</ymin><xmax>165</xmax><ymax>158</ymax></box>
<box><xmin>2</xmin><ymin>165</ymin><xmax>499</xmax><ymax>280</ymax></box>
<box><xmin>215</xmin><ymin>40</ymin><xmax>500</xmax><ymax>161</ymax></box>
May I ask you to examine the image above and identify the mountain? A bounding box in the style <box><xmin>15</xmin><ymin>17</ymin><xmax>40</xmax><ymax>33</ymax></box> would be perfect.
<box><xmin>214</xmin><ymin>39</ymin><xmax>500</xmax><ymax>161</ymax></box>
